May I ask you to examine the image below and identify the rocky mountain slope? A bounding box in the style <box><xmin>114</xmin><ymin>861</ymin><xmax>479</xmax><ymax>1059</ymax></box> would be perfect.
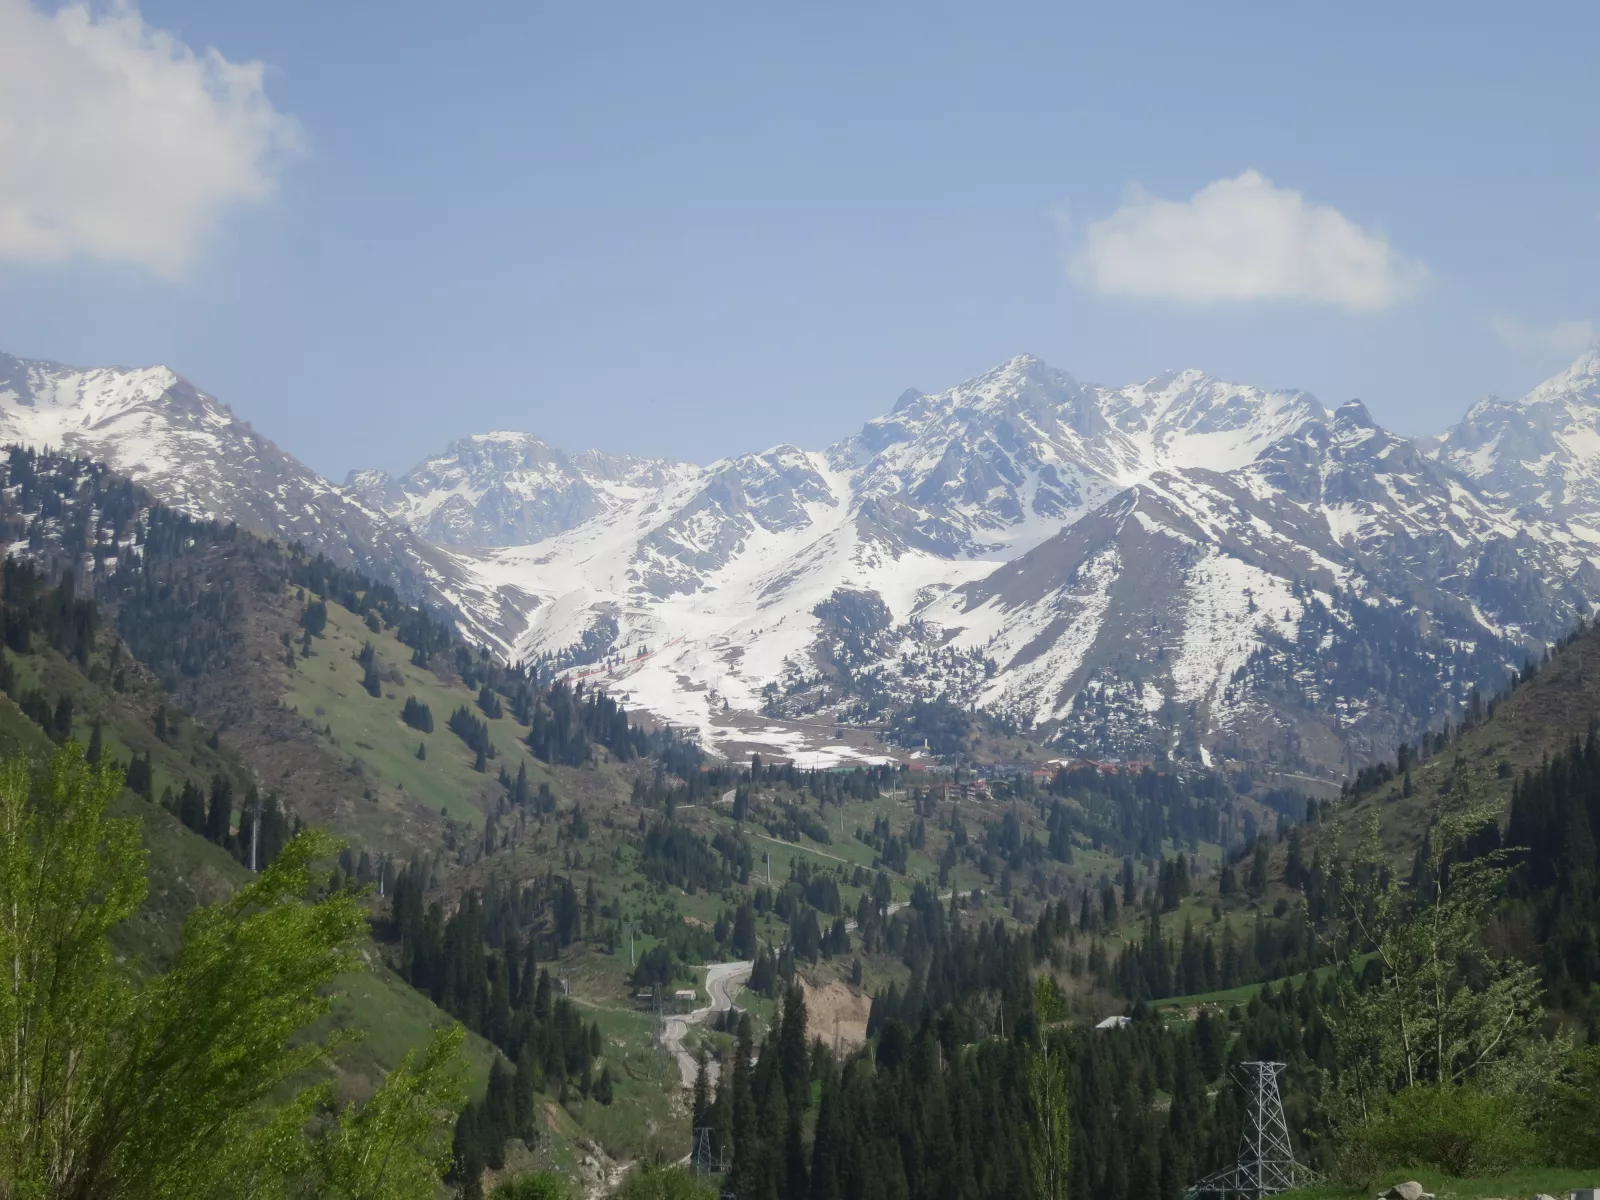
<box><xmin>417</xmin><ymin>353</ymin><xmax>1600</xmax><ymax>771</ymax></box>
<box><xmin>0</xmin><ymin>352</ymin><xmax>448</xmax><ymax>600</ymax></box>
<box><xmin>833</xmin><ymin>357</ymin><xmax>1324</xmax><ymax>557</ymax></box>
<box><xmin>343</xmin><ymin>430</ymin><xmax>698</xmax><ymax>549</ymax></box>
<box><xmin>1434</xmin><ymin>348</ymin><xmax>1600</xmax><ymax>524</ymax></box>
<box><xmin>428</xmin><ymin>359</ymin><xmax>1341</xmax><ymax>704</ymax></box>
<box><xmin>921</xmin><ymin>399</ymin><xmax>1597</xmax><ymax>766</ymax></box>
<box><xmin>7</xmin><ymin>345</ymin><xmax>1600</xmax><ymax>773</ymax></box>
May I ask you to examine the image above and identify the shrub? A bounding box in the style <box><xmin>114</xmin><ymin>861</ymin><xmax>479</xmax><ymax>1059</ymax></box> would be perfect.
<box><xmin>1330</xmin><ymin>1136</ymin><xmax>1383</xmax><ymax>1190</ymax></box>
<box><xmin>493</xmin><ymin>1172</ymin><xmax>569</xmax><ymax>1200</ymax></box>
<box><xmin>1540</xmin><ymin>1044</ymin><xmax>1600</xmax><ymax>1167</ymax></box>
<box><xmin>615</xmin><ymin>1165</ymin><xmax>717</xmax><ymax>1200</ymax></box>
<box><xmin>1347</xmin><ymin>1084</ymin><xmax>1536</xmax><ymax>1176</ymax></box>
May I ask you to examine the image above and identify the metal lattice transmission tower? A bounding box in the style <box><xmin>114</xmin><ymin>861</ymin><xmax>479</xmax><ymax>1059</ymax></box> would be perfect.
<box><xmin>1181</xmin><ymin>1062</ymin><xmax>1321</xmax><ymax>1200</ymax></box>
<box><xmin>691</xmin><ymin>1126</ymin><xmax>715</xmax><ymax>1176</ymax></box>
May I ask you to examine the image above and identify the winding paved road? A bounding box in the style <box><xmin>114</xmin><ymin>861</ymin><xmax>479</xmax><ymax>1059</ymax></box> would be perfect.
<box><xmin>660</xmin><ymin>960</ymin><xmax>753</xmax><ymax>1088</ymax></box>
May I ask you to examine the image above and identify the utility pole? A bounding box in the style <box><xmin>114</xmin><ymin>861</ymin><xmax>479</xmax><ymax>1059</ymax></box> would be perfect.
<box><xmin>250</xmin><ymin>803</ymin><xmax>260</xmax><ymax>872</ymax></box>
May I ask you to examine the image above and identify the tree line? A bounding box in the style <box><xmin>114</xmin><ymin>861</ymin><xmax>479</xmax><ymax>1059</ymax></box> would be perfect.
<box><xmin>387</xmin><ymin>867</ymin><xmax>612</xmax><ymax>1181</ymax></box>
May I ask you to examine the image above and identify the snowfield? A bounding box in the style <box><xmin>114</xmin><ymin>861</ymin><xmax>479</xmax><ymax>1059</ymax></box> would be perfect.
<box><xmin>427</xmin><ymin>354</ymin><xmax>1600</xmax><ymax>762</ymax></box>
<box><xmin>7</xmin><ymin>346</ymin><xmax>1600</xmax><ymax>769</ymax></box>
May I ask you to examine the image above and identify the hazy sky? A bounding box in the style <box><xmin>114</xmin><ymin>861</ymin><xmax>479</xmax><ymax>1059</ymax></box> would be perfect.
<box><xmin>0</xmin><ymin>0</ymin><xmax>1596</xmax><ymax>479</ymax></box>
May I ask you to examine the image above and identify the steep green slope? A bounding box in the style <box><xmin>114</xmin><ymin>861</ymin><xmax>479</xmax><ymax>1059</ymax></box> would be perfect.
<box><xmin>0</xmin><ymin>449</ymin><xmax>692</xmax><ymax>1176</ymax></box>
<box><xmin>1141</xmin><ymin>621</ymin><xmax>1600</xmax><ymax>1005</ymax></box>
<box><xmin>0</xmin><ymin>613</ymin><xmax>499</xmax><ymax>1096</ymax></box>
<box><xmin>1340</xmin><ymin>621</ymin><xmax>1600</xmax><ymax>855</ymax></box>
<box><xmin>278</xmin><ymin>592</ymin><xmax>622</xmax><ymax>844</ymax></box>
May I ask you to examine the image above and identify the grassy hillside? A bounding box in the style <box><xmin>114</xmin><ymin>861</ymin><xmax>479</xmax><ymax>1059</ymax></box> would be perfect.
<box><xmin>1122</xmin><ymin>624</ymin><xmax>1600</xmax><ymax>1194</ymax></box>
<box><xmin>35</xmin><ymin>446</ymin><xmax>1572</xmax><ymax>1191</ymax></box>
<box><xmin>1138</xmin><ymin>623</ymin><xmax>1600</xmax><ymax>970</ymax></box>
<box><xmin>278</xmin><ymin>591</ymin><xmax>621</xmax><ymax>846</ymax></box>
<box><xmin>0</xmin><ymin>633</ymin><xmax>258</xmax><ymax>951</ymax></box>
<box><xmin>1342</xmin><ymin>623</ymin><xmax>1600</xmax><ymax>855</ymax></box>
<box><xmin>1282</xmin><ymin>1169</ymin><xmax>1600</xmax><ymax>1200</ymax></box>
<box><xmin>0</xmin><ymin>628</ymin><xmax>503</xmax><ymax>1101</ymax></box>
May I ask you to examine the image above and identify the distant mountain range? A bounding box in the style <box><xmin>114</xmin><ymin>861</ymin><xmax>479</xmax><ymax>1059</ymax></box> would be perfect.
<box><xmin>5</xmin><ymin>345</ymin><xmax>1599</xmax><ymax>774</ymax></box>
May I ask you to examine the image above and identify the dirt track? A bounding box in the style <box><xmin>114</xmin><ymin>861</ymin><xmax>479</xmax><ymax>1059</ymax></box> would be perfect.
<box><xmin>659</xmin><ymin>960</ymin><xmax>752</xmax><ymax>1088</ymax></box>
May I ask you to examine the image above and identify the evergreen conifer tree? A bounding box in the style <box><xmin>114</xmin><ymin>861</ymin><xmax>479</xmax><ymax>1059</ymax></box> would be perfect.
<box><xmin>777</xmin><ymin>984</ymin><xmax>809</xmax><ymax>1115</ymax></box>
<box><xmin>807</xmin><ymin>1059</ymin><xmax>842</xmax><ymax>1200</ymax></box>
<box><xmin>692</xmin><ymin>1048</ymin><xmax>711</xmax><ymax>1137</ymax></box>
<box><xmin>206</xmin><ymin>774</ymin><xmax>233</xmax><ymax>845</ymax></box>
<box><xmin>179</xmin><ymin>779</ymin><xmax>206</xmax><ymax>834</ymax></box>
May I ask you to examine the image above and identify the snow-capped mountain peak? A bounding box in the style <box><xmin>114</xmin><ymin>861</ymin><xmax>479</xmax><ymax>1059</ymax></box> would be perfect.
<box><xmin>1097</xmin><ymin>369</ymin><xmax>1327</xmax><ymax>470</ymax></box>
<box><xmin>344</xmin><ymin>430</ymin><xmax>600</xmax><ymax>547</ymax></box>
<box><xmin>344</xmin><ymin>431</ymin><xmax>701</xmax><ymax>548</ymax></box>
<box><xmin>826</xmin><ymin>356</ymin><xmax>1328</xmax><ymax>561</ymax></box>
<box><xmin>1514</xmin><ymin>345</ymin><xmax>1600</xmax><ymax>408</ymax></box>
<box><xmin>0</xmin><ymin>351</ymin><xmax>443</xmax><ymax>594</ymax></box>
<box><xmin>1436</xmin><ymin>347</ymin><xmax>1600</xmax><ymax>525</ymax></box>
<box><xmin>8</xmin><ymin>343</ymin><xmax>1594</xmax><ymax>775</ymax></box>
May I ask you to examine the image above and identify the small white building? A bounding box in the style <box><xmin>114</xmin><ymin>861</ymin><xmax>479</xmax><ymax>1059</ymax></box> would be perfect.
<box><xmin>1094</xmin><ymin>1015</ymin><xmax>1132</xmax><ymax>1031</ymax></box>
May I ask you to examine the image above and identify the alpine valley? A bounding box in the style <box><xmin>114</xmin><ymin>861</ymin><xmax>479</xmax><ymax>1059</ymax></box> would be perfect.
<box><xmin>7</xmin><ymin>346</ymin><xmax>1600</xmax><ymax>776</ymax></box>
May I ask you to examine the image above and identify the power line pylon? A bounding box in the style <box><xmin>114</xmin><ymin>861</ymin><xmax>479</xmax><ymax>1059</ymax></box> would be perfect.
<box><xmin>691</xmin><ymin>1126</ymin><xmax>715</xmax><ymax>1176</ymax></box>
<box><xmin>1182</xmin><ymin>1061</ymin><xmax>1320</xmax><ymax>1200</ymax></box>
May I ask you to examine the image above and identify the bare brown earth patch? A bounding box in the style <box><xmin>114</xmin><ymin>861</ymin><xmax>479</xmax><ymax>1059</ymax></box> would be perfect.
<box><xmin>799</xmin><ymin>975</ymin><xmax>872</xmax><ymax>1053</ymax></box>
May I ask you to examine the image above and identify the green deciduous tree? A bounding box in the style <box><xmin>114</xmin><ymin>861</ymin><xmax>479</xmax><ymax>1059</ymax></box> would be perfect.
<box><xmin>302</xmin><ymin>1024</ymin><xmax>467</xmax><ymax>1199</ymax></box>
<box><xmin>1329</xmin><ymin>759</ymin><xmax>1545</xmax><ymax>1120</ymax></box>
<box><xmin>1027</xmin><ymin>976</ymin><xmax>1071</xmax><ymax>1200</ymax></box>
<box><xmin>1541</xmin><ymin>1043</ymin><xmax>1600</xmax><ymax>1167</ymax></box>
<box><xmin>0</xmin><ymin>743</ymin><xmax>466</xmax><ymax>1198</ymax></box>
<box><xmin>1344</xmin><ymin>1082</ymin><xmax>1536</xmax><ymax>1176</ymax></box>
<box><xmin>0</xmin><ymin>745</ymin><xmax>144</xmax><ymax>1194</ymax></box>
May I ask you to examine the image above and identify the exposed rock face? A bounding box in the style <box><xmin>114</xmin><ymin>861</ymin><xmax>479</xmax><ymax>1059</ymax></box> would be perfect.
<box><xmin>1376</xmin><ymin>1182</ymin><xmax>1432</xmax><ymax>1200</ymax></box>
<box><xmin>1437</xmin><ymin>349</ymin><xmax>1600</xmax><ymax>525</ymax></box>
<box><xmin>14</xmin><ymin>343</ymin><xmax>1600</xmax><ymax>773</ymax></box>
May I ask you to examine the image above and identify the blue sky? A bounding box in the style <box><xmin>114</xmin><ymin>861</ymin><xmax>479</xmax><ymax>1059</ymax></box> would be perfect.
<box><xmin>0</xmin><ymin>1</ymin><xmax>1596</xmax><ymax>479</ymax></box>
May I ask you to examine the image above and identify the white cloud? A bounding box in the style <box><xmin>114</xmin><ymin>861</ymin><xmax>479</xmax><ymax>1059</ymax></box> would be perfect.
<box><xmin>1069</xmin><ymin>170</ymin><xmax>1425</xmax><ymax>311</ymax></box>
<box><xmin>0</xmin><ymin>0</ymin><xmax>301</xmax><ymax>277</ymax></box>
<box><xmin>1487</xmin><ymin>314</ymin><xmax>1597</xmax><ymax>358</ymax></box>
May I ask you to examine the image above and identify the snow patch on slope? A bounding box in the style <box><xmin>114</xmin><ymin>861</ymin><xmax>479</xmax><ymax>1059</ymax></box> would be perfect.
<box><xmin>1169</xmin><ymin>553</ymin><xmax>1297</xmax><ymax>705</ymax></box>
<box><xmin>957</xmin><ymin>547</ymin><xmax>1120</xmax><ymax>725</ymax></box>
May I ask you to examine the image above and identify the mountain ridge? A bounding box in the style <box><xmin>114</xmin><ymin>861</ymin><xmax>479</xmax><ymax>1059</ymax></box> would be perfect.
<box><xmin>424</xmin><ymin>354</ymin><xmax>1600</xmax><ymax>772</ymax></box>
<box><xmin>1434</xmin><ymin>345</ymin><xmax>1600</xmax><ymax>525</ymax></box>
<box><xmin>0</xmin><ymin>351</ymin><xmax>451</xmax><ymax>605</ymax></box>
<box><xmin>7</xmin><ymin>344</ymin><xmax>1600</xmax><ymax>775</ymax></box>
